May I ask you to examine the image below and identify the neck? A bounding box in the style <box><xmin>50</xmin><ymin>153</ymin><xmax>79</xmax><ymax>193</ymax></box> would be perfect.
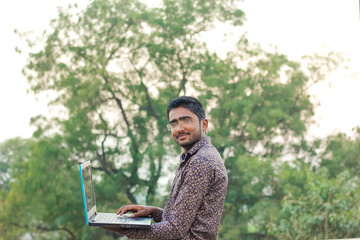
<box><xmin>182</xmin><ymin>135</ymin><xmax>206</xmax><ymax>155</ymax></box>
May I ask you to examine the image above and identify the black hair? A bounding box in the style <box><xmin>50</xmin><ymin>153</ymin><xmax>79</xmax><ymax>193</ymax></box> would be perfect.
<box><xmin>167</xmin><ymin>96</ymin><xmax>206</xmax><ymax>120</ymax></box>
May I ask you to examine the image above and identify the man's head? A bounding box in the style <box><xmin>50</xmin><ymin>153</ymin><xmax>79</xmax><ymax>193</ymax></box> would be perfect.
<box><xmin>167</xmin><ymin>96</ymin><xmax>208</xmax><ymax>153</ymax></box>
<box><xmin>167</xmin><ymin>96</ymin><xmax>206</xmax><ymax>121</ymax></box>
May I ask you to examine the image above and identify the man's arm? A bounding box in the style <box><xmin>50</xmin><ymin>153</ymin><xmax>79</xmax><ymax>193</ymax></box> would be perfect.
<box><xmin>121</xmin><ymin>157</ymin><xmax>214</xmax><ymax>239</ymax></box>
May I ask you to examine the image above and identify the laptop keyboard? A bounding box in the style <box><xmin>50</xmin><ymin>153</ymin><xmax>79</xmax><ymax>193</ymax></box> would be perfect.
<box><xmin>95</xmin><ymin>213</ymin><xmax>126</xmax><ymax>223</ymax></box>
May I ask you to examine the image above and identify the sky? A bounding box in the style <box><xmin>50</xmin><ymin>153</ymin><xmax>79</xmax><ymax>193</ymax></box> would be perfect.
<box><xmin>0</xmin><ymin>0</ymin><xmax>359</xmax><ymax>143</ymax></box>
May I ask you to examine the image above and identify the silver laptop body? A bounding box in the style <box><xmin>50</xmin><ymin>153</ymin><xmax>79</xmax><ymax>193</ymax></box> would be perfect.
<box><xmin>79</xmin><ymin>161</ymin><xmax>152</xmax><ymax>228</ymax></box>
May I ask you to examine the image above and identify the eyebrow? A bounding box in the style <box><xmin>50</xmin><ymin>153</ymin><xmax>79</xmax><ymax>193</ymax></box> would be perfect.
<box><xmin>169</xmin><ymin>116</ymin><xmax>193</xmax><ymax>124</ymax></box>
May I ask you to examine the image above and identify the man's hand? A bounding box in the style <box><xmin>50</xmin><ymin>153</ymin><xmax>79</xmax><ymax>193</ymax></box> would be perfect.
<box><xmin>117</xmin><ymin>205</ymin><xmax>158</xmax><ymax>218</ymax></box>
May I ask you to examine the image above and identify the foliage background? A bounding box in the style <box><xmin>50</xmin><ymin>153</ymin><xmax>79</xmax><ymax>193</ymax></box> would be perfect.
<box><xmin>1</xmin><ymin>0</ymin><xmax>360</xmax><ymax>239</ymax></box>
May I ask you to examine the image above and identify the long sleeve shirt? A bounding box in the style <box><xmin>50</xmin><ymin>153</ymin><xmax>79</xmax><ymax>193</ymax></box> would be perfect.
<box><xmin>124</xmin><ymin>136</ymin><xmax>228</xmax><ymax>239</ymax></box>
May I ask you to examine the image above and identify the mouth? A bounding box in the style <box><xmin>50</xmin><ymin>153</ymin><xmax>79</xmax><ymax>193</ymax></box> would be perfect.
<box><xmin>176</xmin><ymin>132</ymin><xmax>190</xmax><ymax>139</ymax></box>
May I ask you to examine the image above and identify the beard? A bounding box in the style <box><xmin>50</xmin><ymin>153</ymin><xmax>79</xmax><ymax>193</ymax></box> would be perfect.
<box><xmin>175</xmin><ymin>126</ymin><xmax>203</xmax><ymax>151</ymax></box>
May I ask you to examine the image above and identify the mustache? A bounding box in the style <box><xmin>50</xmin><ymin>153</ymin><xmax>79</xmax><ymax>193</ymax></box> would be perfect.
<box><xmin>176</xmin><ymin>132</ymin><xmax>190</xmax><ymax>138</ymax></box>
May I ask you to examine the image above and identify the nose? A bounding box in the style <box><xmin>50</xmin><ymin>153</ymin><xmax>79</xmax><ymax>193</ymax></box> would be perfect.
<box><xmin>172</xmin><ymin>122</ymin><xmax>186</xmax><ymax>132</ymax></box>
<box><xmin>175</xmin><ymin>125</ymin><xmax>185</xmax><ymax>132</ymax></box>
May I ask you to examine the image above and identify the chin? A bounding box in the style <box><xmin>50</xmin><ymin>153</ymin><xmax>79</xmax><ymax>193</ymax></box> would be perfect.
<box><xmin>178</xmin><ymin>140</ymin><xmax>195</xmax><ymax>149</ymax></box>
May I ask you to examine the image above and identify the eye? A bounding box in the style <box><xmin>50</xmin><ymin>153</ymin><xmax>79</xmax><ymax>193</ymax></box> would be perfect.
<box><xmin>184</xmin><ymin>118</ymin><xmax>192</xmax><ymax>124</ymax></box>
<box><xmin>170</xmin><ymin>122</ymin><xmax>177</xmax><ymax>128</ymax></box>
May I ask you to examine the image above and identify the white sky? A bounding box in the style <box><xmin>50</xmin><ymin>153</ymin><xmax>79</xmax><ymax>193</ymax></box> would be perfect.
<box><xmin>0</xmin><ymin>0</ymin><xmax>359</xmax><ymax>143</ymax></box>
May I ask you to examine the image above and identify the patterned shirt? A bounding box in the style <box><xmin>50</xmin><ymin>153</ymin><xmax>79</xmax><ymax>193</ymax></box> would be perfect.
<box><xmin>124</xmin><ymin>136</ymin><xmax>228</xmax><ymax>239</ymax></box>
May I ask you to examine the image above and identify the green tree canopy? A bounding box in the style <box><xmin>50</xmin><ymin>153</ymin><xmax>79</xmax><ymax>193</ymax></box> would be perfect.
<box><xmin>1</xmin><ymin>0</ymin><xmax>355</xmax><ymax>239</ymax></box>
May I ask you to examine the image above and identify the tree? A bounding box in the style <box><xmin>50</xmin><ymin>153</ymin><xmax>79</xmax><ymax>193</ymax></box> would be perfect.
<box><xmin>199</xmin><ymin>39</ymin><xmax>341</xmax><ymax>239</ymax></box>
<box><xmin>0</xmin><ymin>138</ymin><xmax>33</xmax><ymax>240</ymax></box>
<box><xmin>320</xmin><ymin>127</ymin><xmax>360</xmax><ymax>178</ymax></box>
<box><xmin>21</xmin><ymin>0</ymin><xmax>245</xmax><ymax>205</ymax></box>
<box><xmin>0</xmin><ymin>137</ymin><xmax>85</xmax><ymax>240</ymax></box>
<box><xmin>267</xmin><ymin>128</ymin><xmax>360</xmax><ymax>239</ymax></box>
<box><xmin>275</xmin><ymin>169</ymin><xmax>360</xmax><ymax>239</ymax></box>
<box><xmin>2</xmin><ymin>0</ymin><xmax>346</xmax><ymax>239</ymax></box>
<box><xmin>6</xmin><ymin>0</ymin><xmax>245</xmax><ymax>238</ymax></box>
<box><xmin>0</xmin><ymin>138</ymin><xmax>32</xmax><ymax>191</ymax></box>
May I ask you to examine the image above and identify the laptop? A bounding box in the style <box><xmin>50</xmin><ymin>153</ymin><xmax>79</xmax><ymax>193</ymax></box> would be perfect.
<box><xmin>79</xmin><ymin>161</ymin><xmax>152</xmax><ymax>228</ymax></box>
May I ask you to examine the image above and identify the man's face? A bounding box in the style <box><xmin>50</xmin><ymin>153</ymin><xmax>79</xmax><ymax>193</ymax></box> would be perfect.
<box><xmin>168</xmin><ymin>107</ymin><xmax>208</xmax><ymax>153</ymax></box>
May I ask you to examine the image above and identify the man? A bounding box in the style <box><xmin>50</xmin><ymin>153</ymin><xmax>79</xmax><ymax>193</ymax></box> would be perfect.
<box><xmin>105</xmin><ymin>96</ymin><xmax>228</xmax><ymax>239</ymax></box>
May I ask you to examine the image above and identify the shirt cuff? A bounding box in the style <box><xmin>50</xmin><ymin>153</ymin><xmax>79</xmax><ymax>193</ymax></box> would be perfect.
<box><xmin>152</xmin><ymin>207</ymin><xmax>163</xmax><ymax>222</ymax></box>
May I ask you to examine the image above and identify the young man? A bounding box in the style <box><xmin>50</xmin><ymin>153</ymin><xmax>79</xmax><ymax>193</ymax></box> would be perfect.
<box><xmin>105</xmin><ymin>96</ymin><xmax>228</xmax><ymax>239</ymax></box>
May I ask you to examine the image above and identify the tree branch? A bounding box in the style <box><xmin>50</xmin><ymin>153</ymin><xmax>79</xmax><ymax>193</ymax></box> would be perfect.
<box><xmin>104</xmin><ymin>19</ymin><xmax>133</xmax><ymax>66</ymax></box>
<box><xmin>11</xmin><ymin>222</ymin><xmax>76</xmax><ymax>240</ymax></box>
<box><xmin>176</xmin><ymin>49</ymin><xmax>187</xmax><ymax>95</ymax></box>
<box><xmin>130</xmin><ymin>57</ymin><xmax>160</xmax><ymax>120</ymax></box>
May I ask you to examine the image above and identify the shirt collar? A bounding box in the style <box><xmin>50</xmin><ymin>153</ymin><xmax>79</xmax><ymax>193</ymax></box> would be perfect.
<box><xmin>180</xmin><ymin>136</ymin><xmax>211</xmax><ymax>163</ymax></box>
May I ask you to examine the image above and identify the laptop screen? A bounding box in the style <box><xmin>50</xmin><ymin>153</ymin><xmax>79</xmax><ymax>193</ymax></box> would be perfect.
<box><xmin>81</xmin><ymin>163</ymin><xmax>96</xmax><ymax>213</ymax></box>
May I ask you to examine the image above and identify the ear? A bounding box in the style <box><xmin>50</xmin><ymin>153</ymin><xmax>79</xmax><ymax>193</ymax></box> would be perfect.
<box><xmin>201</xmin><ymin>118</ymin><xmax>208</xmax><ymax>133</ymax></box>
